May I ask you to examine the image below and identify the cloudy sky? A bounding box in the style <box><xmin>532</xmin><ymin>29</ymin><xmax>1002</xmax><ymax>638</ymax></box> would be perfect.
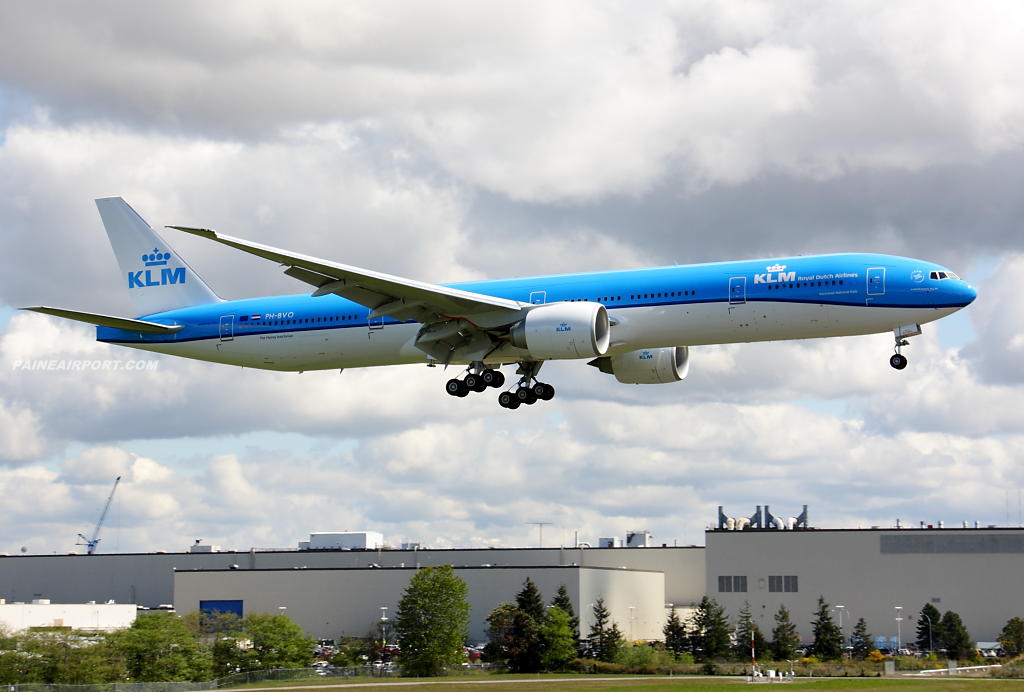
<box><xmin>1</xmin><ymin>0</ymin><xmax>1023</xmax><ymax>556</ymax></box>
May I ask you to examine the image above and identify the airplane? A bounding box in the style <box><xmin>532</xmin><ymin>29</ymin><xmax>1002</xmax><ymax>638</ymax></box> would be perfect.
<box><xmin>23</xmin><ymin>198</ymin><xmax>977</xmax><ymax>409</ymax></box>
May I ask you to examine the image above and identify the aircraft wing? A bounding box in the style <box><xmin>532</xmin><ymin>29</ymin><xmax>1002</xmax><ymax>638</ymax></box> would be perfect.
<box><xmin>167</xmin><ymin>226</ymin><xmax>524</xmax><ymax>326</ymax></box>
<box><xmin>21</xmin><ymin>307</ymin><xmax>185</xmax><ymax>333</ymax></box>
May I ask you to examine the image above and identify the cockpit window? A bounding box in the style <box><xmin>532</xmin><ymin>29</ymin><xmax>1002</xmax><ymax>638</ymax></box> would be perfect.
<box><xmin>930</xmin><ymin>271</ymin><xmax>939</xmax><ymax>280</ymax></box>
<box><xmin>947</xmin><ymin>271</ymin><xmax>959</xmax><ymax>279</ymax></box>
<box><xmin>930</xmin><ymin>271</ymin><xmax>957</xmax><ymax>281</ymax></box>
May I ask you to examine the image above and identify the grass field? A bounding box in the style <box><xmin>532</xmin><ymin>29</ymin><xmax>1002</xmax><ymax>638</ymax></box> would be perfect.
<box><xmin>227</xmin><ymin>674</ymin><xmax>1024</xmax><ymax>692</ymax></box>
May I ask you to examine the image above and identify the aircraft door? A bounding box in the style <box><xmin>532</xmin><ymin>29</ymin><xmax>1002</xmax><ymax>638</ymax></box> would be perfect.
<box><xmin>368</xmin><ymin>308</ymin><xmax>384</xmax><ymax>331</ymax></box>
<box><xmin>219</xmin><ymin>315</ymin><xmax>234</xmax><ymax>341</ymax></box>
<box><xmin>728</xmin><ymin>277</ymin><xmax>746</xmax><ymax>305</ymax></box>
<box><xmin>529</xmin><ymin>291</ymin><xmax>546</xmax><ymax>304</ymax></box>
<box><xmin>867</xmin><ymin>267</ymin><xmax>885</xmax><ymax>295</ymax></box>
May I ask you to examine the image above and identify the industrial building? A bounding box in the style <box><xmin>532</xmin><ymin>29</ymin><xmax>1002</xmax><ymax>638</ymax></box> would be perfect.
<box><xmin>707</xmin><ymin>524</ymin><xmax>1024</xmax><ymax>644</ymax></box>
<box><xmin>0</xmin><ymin>600</ymin><xmax>136</xmax><ymax>632</ymax></box>
<box><xmin>2</xmin><ymin>511</ymin><xmax>1022</xmax><ymax>646</ymax></box>
<box><xmin>174</xmin><ymin>564</ymin><xmax>666</xmax><ymax>642</ymax></box>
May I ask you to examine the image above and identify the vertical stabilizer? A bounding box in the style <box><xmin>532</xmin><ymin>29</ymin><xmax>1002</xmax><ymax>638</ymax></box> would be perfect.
<box><xmin>96</xmin><ymin>198</ymin><xmax>221</xmax><ymax>316</ymax></box>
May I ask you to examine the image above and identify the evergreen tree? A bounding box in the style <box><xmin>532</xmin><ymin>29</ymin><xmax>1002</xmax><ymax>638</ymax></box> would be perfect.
<box><xmin>939</xmin><ymin>611</ymin><xmax>973</xmax><ymax>660</ymax></box>
<box><xmin>394</xmin><ymin>565</ymin><xmax>471</xmax><ymax>676</ymax></box>
<box><xmin>851</xmin><ymin>618</ymin><xmax>872</xmax><ymax>660</ymax></box>
<box><xmin>809</xmin><ymin>597</ymin><xmax>844</xmax><ymax>661</ymax></box>
<box><xmin>587</xmin><ymin>598</ymin><xmax>623</xmax><ymax>662</ymax></box>
<box><xmin>550</xmin><ymin>584</ymin><xmax>580</xmax><ymax>643</ymax></box>
<box><xmin>771</xmin><ymin>605</ymin><xmax>800</xmax><ymax>661</ymax></box>
<box><xmin>663</xmin><ymin>607</ymin><xmax>688</xmax><ymax>658</ymax></box>
<box><xmin>734</xmin><ymin>602</ymin><xmax>768</xmax><ymax>661</ymax></box>
<box><xmin>516</xmin><ymin>578</ymin><xmax>546</xmax><ymax>622</ymax></box>
<box><xmin>692</xmin><ymin>596</ymin><xmax>731</xmax><ymax>662</ymax></box>
<box><xmin>915</xmin><ymin>604</ymin><xmax>942</xmax><ymax>653</ymax></box>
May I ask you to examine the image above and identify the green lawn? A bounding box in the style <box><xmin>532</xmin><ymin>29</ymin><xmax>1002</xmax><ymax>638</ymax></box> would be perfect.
<box><xmin>228</xmin><ymin>674</ymin><xmax>1024</xmax><ymax>692</ymax></box>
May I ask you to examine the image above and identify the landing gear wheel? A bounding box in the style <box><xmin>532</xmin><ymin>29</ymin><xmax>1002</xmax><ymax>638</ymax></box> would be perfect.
<box><xmin>445</xmin><ymin>379</ymin><xmax>463</xmax><ymax>396</ymax></box>
<box><xmin>890</xmin><ymin>354</ymin><xmax>908</xmax><ymax>370</ymax></box>
<box><xmin>482</xmin><ymin>369</ymin><xmax>505</xmax><ymax>388</ymax></box>
<box><xmin>498</xmin><ymin>391</ymin><xmax>516</xmax><ymax>408</ymax></box>
<box><xmin>456</xmin><ymin>384</ymin><xmax>470</xmax><ymax>397</ymax></box>
<box><xmin>515</xmin><ymin>387</ymin><xmax>532</xmax><ymax>403</ymax></box>
<box><xmin>523</xmin><ymin>391</ymin><xmax>538</xmax><ymax>405</ymax></box>
<box><xmin>532</xmin><ymin>382</ymin><xmax>555</xmax><ymax>401</ymax></box>
<box><xmin>465</xmin><ymin>373</ymin><xmax>487</xmax><ymax>392</ymax></box>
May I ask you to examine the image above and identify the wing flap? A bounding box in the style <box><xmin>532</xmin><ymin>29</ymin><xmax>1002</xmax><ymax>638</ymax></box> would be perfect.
<box><xmin>21</xmin><ymin>307</ymin><xmax>185</xmax><ymax>333</ymax></box>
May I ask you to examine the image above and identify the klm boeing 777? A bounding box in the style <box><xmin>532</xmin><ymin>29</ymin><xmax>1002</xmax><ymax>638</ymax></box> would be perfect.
<box><xmin>24</xmin><ymin>198</ymin><xmax>977</xmax><ymax>409</ymax></box>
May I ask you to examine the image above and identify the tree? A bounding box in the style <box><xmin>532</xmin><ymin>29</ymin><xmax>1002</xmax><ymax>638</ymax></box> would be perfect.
<box><xmin>540</xmin><ymin>606</ymin><xmax>577</xmax><ymax>669</ymax></box>
<box><xmin>771</xmin><ymin>605</ymin><xmax>800</xmax><ymax>661</ymax></box>
<box><xmin>483</xmin><ymin>602</ymin><xmax>517</xmax><ymax>663</ymax></box>
<box><xmin>691</xmin><ymin>596</ymin><xmax>731</xmax><ymax>662</ymax></box>
<box><xmin>507</xmin><ymin>609</ymin><xmax>541</xmax><ymax>673</ymax></box>
<box><xmin>587</xmin><ymin>598</ymin><xmax>624</xmax><ymax>662</ymax></box>
<box><xmin>999</xmin><ymin>617</ymin><xmax>1024</xmax><ymax>658</ymax></box>
<box><xmin>916</xmin><ymin>603</ymin><xmax>942</xmax><ymax>653</ymax></box>
<box><xmin>394</xmin><ymin>565</ymin><xmax>471</xmax><ymax>676</ymax></box>
<box><xmin>809</xmin><ymin>597</ymin><xmax>844</xmax><ymax>661</ymax></box>
<box><xmin>110</xmin><ymin>612</ymin><xmax>209</xmax><ymax>682</ymax></box>
<box><xmin>516</xmin><ymin>578</ymin><xmax>546</xmax><ymax>622</ymax></box>
<box><xmin>550</xmin><ymin>583</ymin><xmax>579</xmax><ymax>644</ymax></box>
<box><xmin>507</xmin><ymin>578</ymin><xmax>545</xmax><ymax>672</ymax></box>
<box><xmin>241</xmin><ymin>612</ymin><xmax>314</xmax><ymax>669</ymax></box>
<box><xmin>939</xmin><ymin>611</ymin><xmax>973</xmax><ymax>660</ymax></box>
<box><xmin>851</xmin><ymin>618</ymin><xmax>872</xmax><ymax>660</ymax></box>
<box><xmin>663</xmin><ymin>607</ymin><xmax>688</xmax><ymax>658</ymax></box>
<box><xmin>734</xmin><ymin>602</ymin><xmax>768</xmax><ymax>662</ymax></box>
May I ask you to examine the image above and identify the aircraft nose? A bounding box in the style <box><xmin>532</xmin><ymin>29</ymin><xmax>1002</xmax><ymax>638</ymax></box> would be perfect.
<box><xmin>961</xmin><ymin>281</ymin><xmax>977</xmax><ymax>305</ymax></box>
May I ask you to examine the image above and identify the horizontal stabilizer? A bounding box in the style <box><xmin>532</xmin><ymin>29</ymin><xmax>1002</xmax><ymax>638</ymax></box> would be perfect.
<box><xmin>21</xmin><ymin>307</ymin><xmax>185</xmax><ymax>334</ymax></box>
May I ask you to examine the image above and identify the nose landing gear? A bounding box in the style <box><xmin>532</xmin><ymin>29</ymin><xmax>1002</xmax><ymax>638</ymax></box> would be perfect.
<box><xmin>889</xmin><ymin>324</ymin><xmax>921</xmax><ymax>370</ymax></box>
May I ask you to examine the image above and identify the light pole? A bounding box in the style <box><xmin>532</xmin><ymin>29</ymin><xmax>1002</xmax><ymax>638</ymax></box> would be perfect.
<box><xmin>381</xmin><ymin>607</ymin><xmax>388</xmax><ymax>646</ymax></box>
<box><xmin>836</xmin><ymin>605</ymin><xmax>846</xmax><ymax>653</ymax></box>
<box><xmin>895</xmin><ymin>607</ymin><xmax>903</xmax><ymax>654</ymax></box>
<box><xmin>919</xmin><ymin>612</ymin><xmax>933</xmax><ymax>654</ymax></box>
<box><xmin>628</xmin><ymin>606</ymin><xmax>636</xmax><ymax>645</ymax></box>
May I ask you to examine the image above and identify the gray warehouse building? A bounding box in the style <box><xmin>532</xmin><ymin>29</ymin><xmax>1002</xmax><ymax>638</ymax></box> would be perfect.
<box><xmin>707</xmin><ymin>527</ymin><xmax>1024</xmax><ymax>644</ymax></box>
<box><xmin>3</xmin><ymin>521</ymin><xmax>1022</xmax><ymax>646</ymax></box>
<box><xmin>174</xmin><ymin>565</ymin><xmax>667</xmax><ymax>642</ymax></box>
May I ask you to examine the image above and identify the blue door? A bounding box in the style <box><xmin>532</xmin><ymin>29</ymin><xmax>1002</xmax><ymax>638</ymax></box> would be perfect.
<box><xmin>867</xmin><ymin>267</ymin><xmax>885</xmax><ymax>295</ymax></box>
<box><xmin>729</xmin><ymin>277</ymin><xmax>746</xmax><ymax>304</ymax></box>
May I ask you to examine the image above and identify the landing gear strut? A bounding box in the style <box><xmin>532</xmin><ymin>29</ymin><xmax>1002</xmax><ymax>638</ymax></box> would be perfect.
<box><xmin>889</xmin><ymin>324</ymin><xmax>920</xmax><ymax>370</ymax></box>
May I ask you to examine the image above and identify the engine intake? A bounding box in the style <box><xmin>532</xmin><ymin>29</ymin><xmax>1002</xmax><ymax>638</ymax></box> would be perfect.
<box><xmin>589</xmin><ymin>346</ymin><xmax>690</xmax><ymax>384</ymax></box>
<box><xmin>509</xmin><ymin>302</ymin><xmax>610</xmax><ymax>359</ymax></box>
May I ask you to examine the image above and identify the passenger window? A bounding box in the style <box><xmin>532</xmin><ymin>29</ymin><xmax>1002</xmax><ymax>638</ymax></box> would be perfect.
<box><xmin>839</xmin><ymin>280</ymin><xmax>843</xmax><ymax>285</ymax></box>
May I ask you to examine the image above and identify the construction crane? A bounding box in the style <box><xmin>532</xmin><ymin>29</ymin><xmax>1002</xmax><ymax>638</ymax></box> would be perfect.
<box><xmin>77</xmin><ymin>476</ymin><xmax>121</xmax><ymax>555</ymax></box>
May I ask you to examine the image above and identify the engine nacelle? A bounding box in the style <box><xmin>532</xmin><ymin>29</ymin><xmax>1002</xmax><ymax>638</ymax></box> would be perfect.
<box><xmin>590</xmin><ymin>346</ymin><xmax>690</xmax><ymax>384</ymax></box>
<box><xmin>509</xmin><ymin>302</ymin><xmax>610</xmax><ymax>359</ymax></box>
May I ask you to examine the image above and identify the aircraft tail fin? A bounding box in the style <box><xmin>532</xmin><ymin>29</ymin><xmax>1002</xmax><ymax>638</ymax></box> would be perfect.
<box><xmin>96</xmin><ymin>198</ymin><xmax>222</xmax><ymax>317</ymax></box>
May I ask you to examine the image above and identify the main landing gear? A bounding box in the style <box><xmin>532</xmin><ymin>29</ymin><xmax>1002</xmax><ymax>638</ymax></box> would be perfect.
<box><xmin>445</xmin><ymin>365</ymin><xmax>505</xmax><ymax>397</ymax></box>
<box><xmin>445</xmin><ymin>361</ymin><xmax>556</xmax><ymax>409</ymax></box>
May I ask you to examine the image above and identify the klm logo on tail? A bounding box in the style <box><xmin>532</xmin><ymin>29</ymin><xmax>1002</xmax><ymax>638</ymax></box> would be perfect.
<box><xmin>128</xmin><ymin>247</ymin><xmax>185</xmax><ymax>289</ymax></box>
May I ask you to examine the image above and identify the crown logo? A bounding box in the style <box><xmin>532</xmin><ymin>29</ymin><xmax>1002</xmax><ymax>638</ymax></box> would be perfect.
<box><xmin>143</xmin><ymin>248</ymin><xmax>170</xmax><ymax>267</ymax></box>
<box><xmin>766</xmin><ymin>263</ymin><xmax>787</xmax><ymax>272</ymax></box>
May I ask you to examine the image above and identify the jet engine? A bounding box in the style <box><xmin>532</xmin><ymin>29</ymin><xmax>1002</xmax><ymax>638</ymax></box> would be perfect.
<box><xmin>509</xmin><ymin>302</ymin><xmax>610</xmax><ymax>359</ymax></box>
<box><xmin>589</xmin><ymin>346</ymin><xmax>690</xmax><ymax>384</ymax></box>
